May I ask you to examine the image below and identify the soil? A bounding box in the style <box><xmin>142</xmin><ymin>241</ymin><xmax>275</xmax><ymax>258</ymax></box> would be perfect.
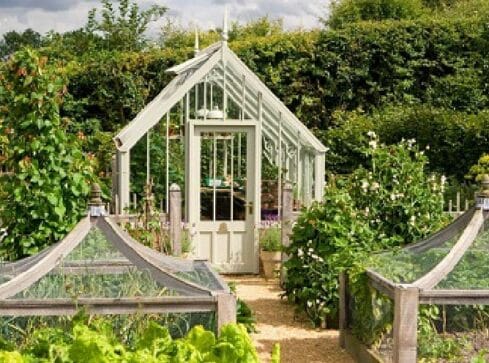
<box><xmin>229</xmin><ymin>275</ymin><xmax>354</xmax><ymax>363</ymax></box>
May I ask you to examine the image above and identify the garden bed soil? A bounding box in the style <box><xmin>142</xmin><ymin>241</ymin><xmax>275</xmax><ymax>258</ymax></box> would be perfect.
<box><xmin>229</xmin><ymin>276</ymin><xmax>354</xmax><ymax>363</ymax></box>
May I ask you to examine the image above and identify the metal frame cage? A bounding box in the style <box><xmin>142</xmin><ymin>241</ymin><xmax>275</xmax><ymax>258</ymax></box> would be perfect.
<box><xmin>340</xmin><ymin>182</ymin><xmax>489</xmax><ymax>363</ymax></box>
<box><xmin>0</xmin><ymin>199</ymin><xmax>236</xmax><ymax>334</ymax></box>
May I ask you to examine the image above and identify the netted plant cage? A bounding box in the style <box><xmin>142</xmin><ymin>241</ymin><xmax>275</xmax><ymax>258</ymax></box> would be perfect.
<box><xmin>0</xmin><ymin>185</ymin><xmax>235</xmax><ymax>344</ymax></box>
<box><xmin>340</xmin><ymin>177</ymin><xmax>489</xmax><ymax>363</ymax></box>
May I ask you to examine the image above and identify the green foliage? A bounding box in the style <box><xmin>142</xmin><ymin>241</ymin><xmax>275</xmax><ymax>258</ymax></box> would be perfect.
<box><xmin>259</xmin><ymin>226</ymin><xmax>282</xmax><ymax>252</ymax></box>
<box><xmin>323</xmin><ymin>106</ymin><xmax>489</xmax><ymax>180</ymax></box>
<box><xmin>229</xmin><ymin>17</ymin><xmax>284</xmax><ymax>41</ymax></box>
<box><xmin>271</xmin><ymin>344</ymin><xmax>280</xmax><ymax>363</ymax></box>
<box><xmin>327</xmin><ymin>0</ymin><xmax>424</xmax><ymax>29</ymax></box>
<box><xmin>0</xmin><ymin>317</ymin><xmax>262</xmax><ymax>363</ymax></box>
<box><xmin>0</xmin><ymin>29</ymin><xmax>41</xmax><ymax>59</ymax></box>
<box><xmin>417</xmin><ymin>306</ymin><xmax>464</xmax><ymax>360</ymax></box>
<box><xmin>466</xmin><ymin>153</ymin><xmax>489</xmax><ymax>182</ymax></box>
<box><xmin>0</xmin><ymin>49</ymin><xmax>94</xmax><ymax>260</ymax></box>
<box><xmin>284</xmin><ymin>136</ymin><xmax>446</xmax><ymax>325</ymax></box>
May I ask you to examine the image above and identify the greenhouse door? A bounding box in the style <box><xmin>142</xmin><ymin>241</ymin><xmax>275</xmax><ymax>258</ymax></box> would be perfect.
<box><xmin>188</xmin><ymin>124</ymin><xmax>259</xmax><ymax>273</ymax></box>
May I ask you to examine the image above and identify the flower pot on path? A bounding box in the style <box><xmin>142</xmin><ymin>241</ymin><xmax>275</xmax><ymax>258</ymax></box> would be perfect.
<box><xmin>260</xmin><ymin>250</ymin><xmax>282</xmax><ymax>279</ymax></box>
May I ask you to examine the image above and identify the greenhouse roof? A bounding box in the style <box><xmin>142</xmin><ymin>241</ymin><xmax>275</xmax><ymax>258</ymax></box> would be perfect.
<box><xmin>114</xmin><ymin>40</ymin><xmax>327</xmax><ymax>154</ymax></box>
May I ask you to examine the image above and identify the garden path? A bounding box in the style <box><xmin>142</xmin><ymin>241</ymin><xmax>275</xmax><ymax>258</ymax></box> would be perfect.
<box><xmin>229</xmin><ymin>276</ymin><xmax>354</xmax><ymax>363</ymax></box>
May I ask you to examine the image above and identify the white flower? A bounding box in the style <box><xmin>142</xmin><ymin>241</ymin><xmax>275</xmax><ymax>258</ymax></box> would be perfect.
<box><xmin>311</xmin><ymin>254</ymin><xmax>319</xmax><ymax>260</ymax></box>
<box><xmin>409</xmin><ymin>215</ymin><xmax>416</xmax><ymax>225</ymax></box>
<box><xmin>368</xmin><ymin>140</ymin><xmax>378</xmax><ymax>150</ymax></box>
<box><xmin>407</xmin><ymin>139</ymin><xmax>416</xmax><ymax>147</ymax></box>
<box><xmin>307</xmin><ymin>301</ymin><xmax>313</xmax><ymax>308</ymax></box>
<box><xmin>370</xmin><ymin>182</ymin><xmax>380</xmax><ymax>191</ymax></box>
<box><xmin>298</xmin><ymin>248</ymin><xmax>304</xmax><ymax>257</ymax></box>
<box><xmin>390</xmin><ymin>194</ymin><xmax>396</xmax><ymax>201</ymax></box>
<box><xmin>367</xmin><ymin>131</ymin><xmax>377</xmax><ymax>138</ymax></box>
<box><xmin>361</xmin><ymin>180</ymin><xmax>370</xmax><ymax>192</ymax></box>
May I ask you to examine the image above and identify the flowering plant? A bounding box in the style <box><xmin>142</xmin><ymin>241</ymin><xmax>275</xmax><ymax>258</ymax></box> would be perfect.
<box><xmin>284</xmin><ymin>132</ymin><xmax>447</xmax><ymax>326</ymax></box>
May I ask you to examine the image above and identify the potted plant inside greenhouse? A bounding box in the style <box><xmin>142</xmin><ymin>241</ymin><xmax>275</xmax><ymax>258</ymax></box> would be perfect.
<box><xmin>259</xmin><ymin>226</ymin><xmax>282</xmax><ymax>279</ymax></box>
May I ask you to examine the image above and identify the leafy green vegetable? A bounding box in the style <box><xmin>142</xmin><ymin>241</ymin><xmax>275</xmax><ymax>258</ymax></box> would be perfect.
<box><xmin>0</xmin><ymin>317</ymin><xmax>266</xmax><ymax>363</ymax></box>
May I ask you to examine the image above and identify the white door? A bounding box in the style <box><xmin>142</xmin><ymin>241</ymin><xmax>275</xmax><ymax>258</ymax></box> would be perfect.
<box><xmin>188</xmin><ymin>124</ymin><xmax>259</xmax><ymax>273</ymax></box>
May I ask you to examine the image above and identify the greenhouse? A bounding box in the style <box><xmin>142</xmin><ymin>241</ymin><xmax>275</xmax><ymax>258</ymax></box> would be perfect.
<box><xmin>340</xmin><ymin>177</ymin><xmax>489</xmax><ymax>363</ymax></box>
<box><xmin>0</xmin><ymin>184</ymin><xmax>236</xmax><ymax>341</ymax></box>
<box><xmin>112</xmin><ymin>14</ymin><xmax>327</xmax><ymax>274</ymax></box>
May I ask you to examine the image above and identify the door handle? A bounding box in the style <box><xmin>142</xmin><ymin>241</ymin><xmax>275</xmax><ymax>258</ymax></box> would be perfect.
<box><xmin>245</xmin><ymin>201</ymin><xmax>253</xmax><ymax>215</ymax></box>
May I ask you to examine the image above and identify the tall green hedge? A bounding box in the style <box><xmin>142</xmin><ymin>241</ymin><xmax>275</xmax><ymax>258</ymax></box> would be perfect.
<box><xmin>323</xmin><ymin>106</ymin><xmax>489</xmax><ymax>180</ymax></box>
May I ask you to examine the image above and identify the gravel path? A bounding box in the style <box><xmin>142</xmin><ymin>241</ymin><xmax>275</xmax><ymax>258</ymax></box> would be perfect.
<box><xmin>229</xmin><ymin>276</ymin><xmax>354</xmax><ymax>363</ymax></box>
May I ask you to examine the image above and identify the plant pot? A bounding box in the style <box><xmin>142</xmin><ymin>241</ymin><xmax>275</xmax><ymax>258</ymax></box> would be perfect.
<box><xmin>260</xmin><ymin>250</ymin><xmax>282</xmax><ymax>279</ymax></box>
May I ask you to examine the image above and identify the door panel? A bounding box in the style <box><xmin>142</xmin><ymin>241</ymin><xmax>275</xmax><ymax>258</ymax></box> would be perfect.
<box><xmin>190</xmin><ymin>126</ymin><xmax>258</xmax><ymax>273</ymax></box>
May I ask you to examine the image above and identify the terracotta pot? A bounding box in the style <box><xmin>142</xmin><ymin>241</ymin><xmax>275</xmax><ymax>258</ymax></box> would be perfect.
<box><xmin>260</xmin><ymin>250</ymin><xmax>282</xmax><ymax>279</ymax></box>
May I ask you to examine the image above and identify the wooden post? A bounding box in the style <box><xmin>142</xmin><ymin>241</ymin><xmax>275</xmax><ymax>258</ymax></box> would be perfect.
<box><xmin>170</xmin><ymin>184</ymin><xmax>182</xmax><ymax>255</ymax></box>
<box><xmin>111</xmin><ymin>155</ymin><xmax>117</xmax><ymax>214</ymax></box>
<box><xmin>393</xmin><ymin>286</ymin><xmax>419</xmax><ymax>363</ymax></box>
<box><xmin>216</xmin><ymin>293</ymin><xmax>237</xmax><ymax>334</ymax></box>
<box><xmin>280</xmin><ymin>183</ymin><xmax>293</xmax><ymax>288</ymax></box>
<box><xmin>456</xmin><ymin>192</ymin><xmax>461</xmax><ymax>214</ymax></box>
<box><xmin>339</xmin><ymin>271</ymin><xmax>349</xmax><ymax>348</ymax></box>
<box><xmin>117</xmin><ymin>151</ymin><xmax>130</xmax><ymax>215</ymax></box>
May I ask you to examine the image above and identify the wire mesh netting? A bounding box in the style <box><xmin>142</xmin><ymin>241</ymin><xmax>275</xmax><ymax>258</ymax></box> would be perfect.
<box><xmin>348</xmin><ymin>281</ymin><xmax>394</xmax><ymax>362</ymax></box>
<box><xmin>437</xmin><ymin>224</ymin><xmax>489</xmax><ymax>290</ymax></box>
<box><xmin>11</xmin><ymin>227</ymin><xmax>176</xmax><ymax>299</ymax></box>
<box><xmin>368</xmin><ymin>210</ymin><xmax>472</xmax><ymax>284</ymax></box>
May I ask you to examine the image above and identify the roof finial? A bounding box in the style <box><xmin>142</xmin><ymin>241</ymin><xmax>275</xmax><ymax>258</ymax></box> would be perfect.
<box><xmin>194</xmin><ymin>27</ymin><xmax>200</xmax><ymax>57</ymax></box>
<box><xmin>222</xmin><ymin>5</ymin><xmax>229</xmax><ymax>44</ymax></box>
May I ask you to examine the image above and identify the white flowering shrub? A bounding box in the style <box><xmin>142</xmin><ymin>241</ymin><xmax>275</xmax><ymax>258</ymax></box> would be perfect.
<box><xmin>284</xmin><ymin>133</ymin><xmax>447</xmax><ymax>326</ymax></box>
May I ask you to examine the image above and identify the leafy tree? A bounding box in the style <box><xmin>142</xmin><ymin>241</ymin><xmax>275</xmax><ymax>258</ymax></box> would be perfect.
<box><xmin>229</xmin><ymin>16</ymin><xmax>284</xmax><ymax>41</ymax></box>
<box><xmin>86</xmin><ymin>0</ymin><xmax>167</xmax><ymax>51</ymax></box>
<box><xmin>0</xmin><ymin>29</ymin><xmax>41</xmax><ymax>59</ymax></box>
<box><xmin>0</xmin><ymin>49</ymin><xmax>94</xmax><ymax>260</ymax></box>
<box><xmin>42</xmin><ymin>29</ymin><xmax>104</xmax><ymax>59</ymax></box>
<box><xmin>326</xmin><ymin>0</ymin><xmax>424</xmax><ymax>28</ymax></box>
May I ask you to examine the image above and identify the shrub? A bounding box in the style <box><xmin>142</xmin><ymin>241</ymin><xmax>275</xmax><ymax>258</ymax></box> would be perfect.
<box><xmin>284</xmin><ymin>134</ymin><xmax>447</xmax><ymax>325</ymax></box>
